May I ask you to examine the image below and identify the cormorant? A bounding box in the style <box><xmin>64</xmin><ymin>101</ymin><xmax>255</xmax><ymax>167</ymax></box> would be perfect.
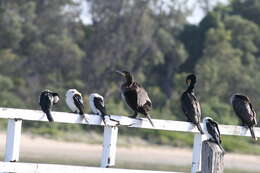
<box><xmin>203</xmin><ymin>117</ymin><xmax>225</xmax><ymax>152</ymax></box>
<box><xmin>39</xmin><ymin>90</ymin><xmax>60</xmax><ymax>122</ymax></box>
<box><xmin>116</xmin><ymin>70</ymin><xmax>154</xmax><ymax>127</ymax></box>
<box><xmin>181</xmin><ymin>74</ymin><xmax>204</xmax><ymax>134</ymax></box>
<box><xmin>230</xmin><ymin>93</ymin><xmax>257</xmax><ymax>141</ymax></box>
<box><xmin>66</xmin><ymin>89</ymin><xmax>88</xmax><ymax>123</ymax></box>
<box><xmin>89</xmin><ymin>93</ymin><xmax>120</xmax><ymax>126</ymax></box>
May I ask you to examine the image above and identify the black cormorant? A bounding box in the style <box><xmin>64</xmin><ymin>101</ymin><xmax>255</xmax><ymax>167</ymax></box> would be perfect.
<box><xmin>39</xmin><ymin>90</ymin><xmax>60</xmax><ymax>122</ymax></box>
<box><xmin>230</xmin><ymin>94</ymin><xmax>257</xmax><ymax>141</ymax></box>
<box><xmin>203</xmin><ymin>117</ymin><xmax>225</xmax><ymax>152</ymax></box>
<box><xmin>181</xmin><ymin>74</ymin><xmax>204</xmax><ymax>134</ymax></box>
<box><xmin>89</xmin><ymin>93</ymin><xmax>120</xmax><ymax>126</ymax></box>
<box><xmin>116</xmin><ymin>70</ymin><xmax>154</xmax><ymax>127</ymax></box>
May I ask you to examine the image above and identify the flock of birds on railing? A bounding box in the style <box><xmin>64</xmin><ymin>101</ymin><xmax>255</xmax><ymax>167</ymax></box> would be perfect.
<box><xmin>39</xmin><ymin>70</ymin><xmax>258</xmax><ymax>152</ymax></box>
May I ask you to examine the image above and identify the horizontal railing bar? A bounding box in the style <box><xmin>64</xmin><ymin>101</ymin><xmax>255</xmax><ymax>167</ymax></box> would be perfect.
<box><xmin>0</xmin><ymin>162</ymin><xmax>182</xmax><ymax>173</ymax></box>
<box><xmin>0</xmin><ymin>107</ymin><xmax>259</xmax><ymax>137</ymax></box>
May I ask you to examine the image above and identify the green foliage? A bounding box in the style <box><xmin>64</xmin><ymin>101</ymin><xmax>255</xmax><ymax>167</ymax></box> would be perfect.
<box><xmin>201</xmin><ymin>99</ymin><xmax>236</xmax><ymax>125</ymax></box>
<box><xmin>232</xmin><ymin>0</ymin><xmax>260</xmax><ymax>26</ymax></box>
<box><xmin>129</xmin><ymin>129</ymin><xmax>194</xmax><ymax>147</ymax></box>
<box><xmin>222</xmin><ymin>136</ymin><xmax>260</xmax><ymax>154</ymax></box>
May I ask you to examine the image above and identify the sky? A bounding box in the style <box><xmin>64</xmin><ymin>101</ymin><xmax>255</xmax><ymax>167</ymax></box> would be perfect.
<box><xmin>186</xmin><ymin>0</ymin><xmax>229</xmax><ymax>23</ymax></box>
<box><xmin>78</xmin><ymin>0</ymin><xmax>229</xmax><ymax>25</ymax></box>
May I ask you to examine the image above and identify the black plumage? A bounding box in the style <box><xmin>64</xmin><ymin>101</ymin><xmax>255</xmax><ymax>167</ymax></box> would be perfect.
<box><xmin>181</xmin><ymin>74</ymin><xmax>204</xmax><ymax>134</ymax></box>
<box><xmin>39</xmin><ymin>90</ymin><xmax>59</xmax><ymax>122</ymax></box>
<box><xmin>203</xmin><ymin>117</ymin><xmax>225</xmax><ymax>152</ymax></box>
<box><xmin>231</xmin><ymin>94</ymin><xmax>257</xmax><ymax>141</ymax></box>
<box><xmin>116</xmin><ymin>70</ymin><xmax>154</xmax><ymax>127</ymax></box>
<box><xmin>94</xmin><ymin>96</ymin><xmax>107</xmax><ymax>125</ymax></box>
<box><xmin>94</xmin><ymin>97</ymin><xmax>106</xmax><ymax>114</ymax></box>
<box><xmin>73</xmin><ymin>94</ymin><xmax>84</xmax><ymax>115</ymax></box>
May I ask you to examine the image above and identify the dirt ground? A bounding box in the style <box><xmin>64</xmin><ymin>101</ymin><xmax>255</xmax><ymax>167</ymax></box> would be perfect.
<box><xmin>1</xmin><ymin>132</ymin><xmax>260</xmax><ymax>172</ymax></box>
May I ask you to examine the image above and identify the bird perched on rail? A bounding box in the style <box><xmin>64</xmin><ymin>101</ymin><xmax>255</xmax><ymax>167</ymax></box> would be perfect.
<box><xmin>39</xmin><ymin>90</ymin><xmax>60</xmax><ymax>122</ymax></box>
<box><xmin>181</xmin><ymin>74</ymin><xmax>204</xmax><ymax>134</ymax></box>
<box><xmin>203</xmin><ymin>117</ymin><xmax>225</xmax><ymax>152</ymax></box>
<box><xmin>89</xmin><ymin>93</ymin><xmax>120</xmax><ymax>126</ymax></box>
<box><xmin>116</xmin><ymin>70</ymin><xmax>154</xmax><ymax>127</ymax></box>
<box><xmin>230</xmin><ymin>93</ymin><xmax>257</xmax><ymax>141</ymax></box>
<box><xmin>66</xmin><ymin>89</ymin><xmax>88</xmax><ymax>123</ymax></box>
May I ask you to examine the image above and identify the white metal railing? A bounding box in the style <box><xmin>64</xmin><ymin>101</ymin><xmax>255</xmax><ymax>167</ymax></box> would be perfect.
<box><xmin>0</xmin><ymin>107</ymin><xmax>259</xmax><ymax>173</ymax></box>
<box><xmin>0</xmin><ymin>162</ymin><xmax>182</xmax><ymax>173</ymax></box>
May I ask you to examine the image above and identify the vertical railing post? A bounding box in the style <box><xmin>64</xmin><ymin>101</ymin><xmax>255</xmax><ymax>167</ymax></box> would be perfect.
<box><xmin>4</xmin><ymin>119</ymin><xmax>22</xmax><ymax>162</ymax></box>
<box><xmin>191</xmin><ymin>133</ymin><xmax>206</xmax><ymax>173</ymax></box>
<box><xmin>100</xmin><ymin>126</ymin><xmax>118</xmax><ymax>168</ymax></box>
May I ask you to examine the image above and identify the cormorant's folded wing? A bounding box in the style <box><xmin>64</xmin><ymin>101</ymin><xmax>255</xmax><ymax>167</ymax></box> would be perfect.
<box><xmin>73</xmin><ymin>94</ymin><xmax>84</xmax><ymax>115</ymax></box>
<box><xmin>39</xmin><ymin>92</ymin><xmax>52</xmax><ymax>110</ymax></box>
<box><xmin>137</xmin><ymin>87</ymin><xmax>152</xmax><ymax>109</ymax></box>
<box><xmin>94</xmin><ymin>97</ymin><xmax>107</xmax><ymax>115</ymax></box>
<box><xmin>233</xmin><ymin>98</ymin><xmax>255</xmax><ymax>125</ymax></box>
<box><xmin>181</xmin><ymin>93</ymin><xmax>198</xmax><ymax>121</ymax></box>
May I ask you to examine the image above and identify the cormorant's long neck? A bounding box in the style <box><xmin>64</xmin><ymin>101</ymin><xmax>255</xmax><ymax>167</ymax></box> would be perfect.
<box><xmin>125</xmin><ymin>75</ymin><xmax>133</xmax><ymax>86</ymax></box>
<box><xmin>187</xmin><ymin>82</ymin><xmax>195</xmax><ymax>92</ymax></box>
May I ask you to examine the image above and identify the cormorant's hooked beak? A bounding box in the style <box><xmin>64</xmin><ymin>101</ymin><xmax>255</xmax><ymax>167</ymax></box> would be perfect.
<box><xmin>115</xmin><ymin>70</ymin><xmax>125</xmax><ymax>77</ymax></box>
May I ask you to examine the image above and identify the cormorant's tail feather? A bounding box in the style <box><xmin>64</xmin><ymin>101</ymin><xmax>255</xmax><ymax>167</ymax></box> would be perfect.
<box><xmin>146</xmin><ymin>114</ymin><xmax>154</xmax><ymax>127</ymax></box>
<box><xmin>79</xmin><ymin>109</ymin><xmax>84</xmax><ymax>116</ymax></box>
<box><xmin>249</xmin><ymin>127</ymin><xmax>257</xmax><ymax>141</ymax></box>
<box><xmin>196</xmin><ymin>123</ymin><xmax>204</xmax><ymax>134</ymax></box>
<box><xmin>80</xmin><ymin>114</ymin><xmax>89</xmax><ymax>124</ymax></box>
<box><xmin>45</xmin><ymin>110</ymin><xmax>54</xmax><ymax>122</ymax></box>
<box><xmin>101</xmin><ymin>114</ymin><xmax>107</xmax><ymax>126</ymax></box>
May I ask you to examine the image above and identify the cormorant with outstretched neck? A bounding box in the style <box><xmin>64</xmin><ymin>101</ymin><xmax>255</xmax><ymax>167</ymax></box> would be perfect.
<box><xmin>181</xmin><ymin>74</ymin><xmax>204</xmax><ymax>134</ymax></box>
<box><xmin>89</xmin><ymin>93</ymin><xmax>120</xmax><ymax>126</ymax></box>
<box><xmin>39</xmin><ymin>90</ymin><xmax>60</xmax><ymax>122</ymax></box>
<box><xmin>203</xmin><ymin>117</ymin><xmax>225</xmax><ymax>152</ymax></box>
<box><xmin>230</xmin><ymin>93</ymin><xmax>257</xmax><ymax>141</ymax></box>
<box><xmin>116</xmin><ymin>70</ymin><xmax>154</xmax><ymax>127</ymax></box>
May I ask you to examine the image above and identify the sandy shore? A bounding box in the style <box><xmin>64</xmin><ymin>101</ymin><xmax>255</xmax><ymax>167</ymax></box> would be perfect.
<box><xmin>1</xmin><ymin>132</ymin><xmax>260</xmax><ymax>172</ymax></box>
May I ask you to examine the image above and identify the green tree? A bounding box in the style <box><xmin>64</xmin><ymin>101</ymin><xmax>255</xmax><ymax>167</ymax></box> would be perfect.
<box><xmin>224</xmin><ymin>15</ymin><xmax>260</xmax><ymax>65</ymax></box>
<box><xmin>0</xmin><ymin>0</ymin><xmax>85</xmax><ymax>109</ymax></box>
<box><xmin>195</xmin><ymin>25</ymin><xmax>242</xmax><ymax>122</ymax></box>
<box><xmin>232</xmin><ymin>0</ymin><xmax>260</xmax><ymax>26</ymax></box>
